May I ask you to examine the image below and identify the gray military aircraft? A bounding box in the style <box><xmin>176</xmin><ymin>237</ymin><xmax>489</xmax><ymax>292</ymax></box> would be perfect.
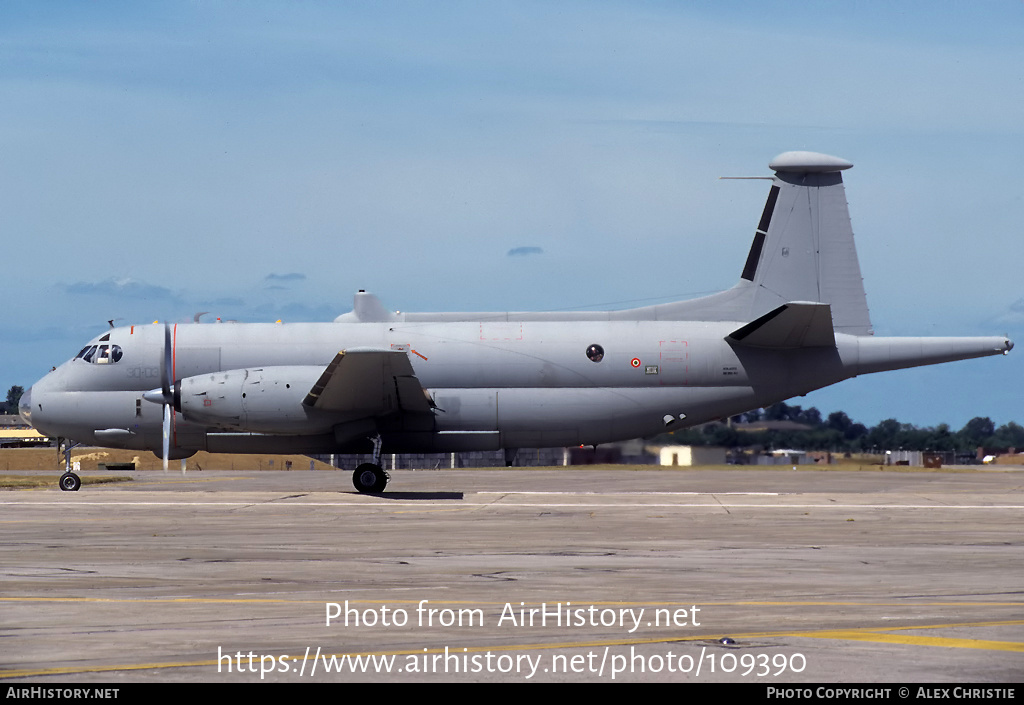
<box><xmin>20</xmin><ymin>151</ymin><xmax>1012</xmax><ymax>493</ymax></box>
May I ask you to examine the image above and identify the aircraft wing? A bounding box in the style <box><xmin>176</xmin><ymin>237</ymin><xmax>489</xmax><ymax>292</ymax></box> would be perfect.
<box><xmin>727</xmin><ymin>302</ymin><xmax>836</xmax><ymax>349</ymax></box>
<box><xmin>302</xmin><ymin>349</ymin><xmax>433</xmax><ymax>416</ymax></box>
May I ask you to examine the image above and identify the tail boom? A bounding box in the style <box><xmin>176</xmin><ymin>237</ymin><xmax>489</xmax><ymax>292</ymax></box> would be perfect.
<box><xmin>840</xmin><ymin>335</ymin><xmax>1013</xmax><ymax>376</ymax></box>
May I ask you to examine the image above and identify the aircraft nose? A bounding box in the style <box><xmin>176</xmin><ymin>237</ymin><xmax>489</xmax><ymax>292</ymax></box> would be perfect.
<box><xmin>18</xmin><ymin>386</ymin><xmax>32</xmax><ymax>426</ymax></box>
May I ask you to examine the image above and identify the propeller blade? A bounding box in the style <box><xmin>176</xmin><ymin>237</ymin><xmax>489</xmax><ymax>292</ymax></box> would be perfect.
<box><xmin>162</xmin><ymin>403</ymin><xmax>170</xmax><ymax>473</ymax></box>
<box><xmin>160</xmin><ymin>323</ymin><xmax>173</xmax><ymax>472</ymax></box>
<box><xmin>161</xmin><ymin>323</ymin><xmax>173</xmax><ymax>405</ymax></box>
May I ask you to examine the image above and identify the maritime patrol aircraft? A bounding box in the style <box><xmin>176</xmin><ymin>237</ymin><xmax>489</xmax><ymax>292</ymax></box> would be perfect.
<box><xmin>20</xmin><ymin>151</ymin><xmax>1013</xmax><ymax>493</ymax></box>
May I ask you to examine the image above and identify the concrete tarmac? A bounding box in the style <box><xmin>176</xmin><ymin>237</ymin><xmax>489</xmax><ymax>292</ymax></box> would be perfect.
<box><xmin>1</xmin><ymin>466</ymin><xmax>1022</xmax><ymax>683</ymax></box>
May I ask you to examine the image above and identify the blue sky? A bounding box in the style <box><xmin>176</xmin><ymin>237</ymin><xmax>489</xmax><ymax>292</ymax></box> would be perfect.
<box><xmin>3</xmin><ymin>1</ymin><xmax>1022</xmax><ymax>429</ymax></box>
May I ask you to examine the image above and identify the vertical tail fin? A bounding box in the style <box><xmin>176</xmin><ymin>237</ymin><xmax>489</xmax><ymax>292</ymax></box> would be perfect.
<box><xmin>644</xmin><ymin>151</ymin><xmax>873</xmax><ymax>335</ymax></box>
<box><xmin>744</xmin><ymin>151</ymin><xmax>872</xmax><ymax>335</ymax></box>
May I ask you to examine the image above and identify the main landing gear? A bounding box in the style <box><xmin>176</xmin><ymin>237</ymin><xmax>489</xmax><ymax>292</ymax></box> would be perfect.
<box><xmin>351</xmin><ymin>433</ymin><xmax>389</xmax><ymax>494</ymax></box>
<box><xmin>352</xmin><ymin>463</ymin><xmax>389</xmax><ymax>494</ymax></box>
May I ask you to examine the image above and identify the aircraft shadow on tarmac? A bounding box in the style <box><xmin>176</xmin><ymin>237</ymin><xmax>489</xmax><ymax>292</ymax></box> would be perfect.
<box><xmin>351</xmin><ymin>491</ymin><xmax>465</xmax><ymax>500</ymax></box>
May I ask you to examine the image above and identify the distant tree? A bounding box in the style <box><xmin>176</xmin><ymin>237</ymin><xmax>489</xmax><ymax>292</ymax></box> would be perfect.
<box><xmin>922</xmin><ymin>423</ymin><xmax>958</xmax><ymax>452</ymax></box>
<box><xmin>988</xmin><ymin>422</ymin><xmax>1024</xmax><ymax>451</ymax></box>
<box><xmin>826</xmin><ymin>411</ymin><xmax>868</xmax><ymax>442</ymax></box>
<box><xmin>797</xmin><ymin>407</ymin><xmax>822</xmax><ymax>427</ymax></box>
<box><xmin>867</xmin><ymin>418</ymin><xmax>902</xmax><ymax>449</ymax></box>
<box><xmin>654</xmin><ymin>407</ymin><xmax>1022</xmax><ymax>456</ymax></box>
<box><xmin>826</xmin><ymin>410</ymin><xmax>853</xmax><ymax>433</ymax></box>
<box><xmin>764</xmin><ymin>402</ymin><xmax>801</xmax><ymax>422</ymax></box>
<box><xmin>960</xmin><ymin>417</ymin><xmax>996</xmax><ymax>447</ymax></box>
<box><xmin>701</xmin><ymin>423</ymin><xmax>740</xmax><ymax>447</ymax></box>
<box><xmin>5</xmin><ymin>385</ymin><xmax>23</xmax><ymax>415</ymax></box>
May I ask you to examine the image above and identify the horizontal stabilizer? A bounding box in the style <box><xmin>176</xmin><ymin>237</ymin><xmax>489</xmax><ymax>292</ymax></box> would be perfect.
<box><xmin>727</xmin><ymin>302</ymin><xmax>836</xmax><ymax>349</ymax></box>
<box><xmin>302</xmin><ymin>349</ymin><xmax>432</xmax><ymax>416</ymax></box>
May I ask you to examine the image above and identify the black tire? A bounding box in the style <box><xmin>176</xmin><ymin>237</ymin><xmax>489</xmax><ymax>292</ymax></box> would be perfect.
<box><xmin>59</xmin><ymin>472</ymin><xmax>81</xmax><ymax>492</ymax></box>
<box><xmin>352</xmin><ymin>463</ymin><xmax>388</xmax><ymax>493</ymax></box>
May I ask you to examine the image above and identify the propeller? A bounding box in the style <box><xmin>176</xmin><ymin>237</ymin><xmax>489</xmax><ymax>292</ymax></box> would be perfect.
<box><xmin>160</xmin><ymin>323</ymin><xmax>172</xmax><ymax>472</ymax></box>
<box><xmin>142</xmin><ymin>324</ymin><xmax>176</xmax><ymax>473</ymax></box>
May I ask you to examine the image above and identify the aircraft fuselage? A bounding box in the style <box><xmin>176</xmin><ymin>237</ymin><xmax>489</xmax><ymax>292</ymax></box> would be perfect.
<box><xmin>23</xmin><ymin>316</ymin><xmax>1009</xmax><ymax>459</ymax></box>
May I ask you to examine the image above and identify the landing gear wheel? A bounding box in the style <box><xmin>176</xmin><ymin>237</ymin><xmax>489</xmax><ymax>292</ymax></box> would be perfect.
<box><xmin>352</xmin><ymin>463</ymin><xmax>389</xmax><ymax>494</ymax></box>
<box><xmin>59</xmin><ymin>472</ymin><xmax>81</xmax><ymax>492</ymax></box>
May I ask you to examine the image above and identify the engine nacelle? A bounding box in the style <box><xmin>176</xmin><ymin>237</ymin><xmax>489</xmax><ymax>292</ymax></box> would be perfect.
<box><xmin>178</xmin><ymin>366</ymin><xmax>332</xmax><ymax>434</ymax></box>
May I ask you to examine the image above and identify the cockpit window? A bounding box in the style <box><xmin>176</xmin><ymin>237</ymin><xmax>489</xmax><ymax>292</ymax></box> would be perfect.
<box><xmin>76</xmin><ymin>344</ymin><xmax>123</xmax><ymax>364</ymax></box>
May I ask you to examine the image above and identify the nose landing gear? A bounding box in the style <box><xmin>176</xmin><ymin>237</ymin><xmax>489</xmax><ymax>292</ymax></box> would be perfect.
<box><xmin>58</xmin><ymin>438</ymin><xmax>82</xmax><ymax>491</ymax></box>
<box><xmin>59</xmin><ymin>472</ymin><xmax>81</xmax><ymax>492</ymax></box>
